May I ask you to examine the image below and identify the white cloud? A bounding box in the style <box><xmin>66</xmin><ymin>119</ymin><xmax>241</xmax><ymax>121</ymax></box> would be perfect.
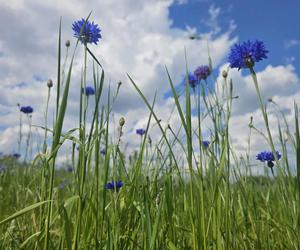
<box><xmin>202</xmin><ymin>4</ymin><xmax>221</xmax><ymax>35</ymax></box>
<box><xmin>284</xmin><ymin>39</ymin><xmax>300</xmax><ymax>49</ymax></box>
<box><xmin>4</xmin><ymin>0</ymin><xmax>297</xmax><ymax>173</ymax></box>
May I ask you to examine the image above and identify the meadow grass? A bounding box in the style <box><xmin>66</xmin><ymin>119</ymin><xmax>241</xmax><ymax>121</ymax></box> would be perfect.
<box><xmin>0</xmin><ymin>18</ymin><xmax>300</xmax><ymax>250</ymax></box>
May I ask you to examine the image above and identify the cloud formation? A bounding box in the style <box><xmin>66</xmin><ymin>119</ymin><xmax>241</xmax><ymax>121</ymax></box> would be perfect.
<box><xmin>0</xmin><ymin>0</ymin><xmax>298</xmax><ymax>173</ymax></box>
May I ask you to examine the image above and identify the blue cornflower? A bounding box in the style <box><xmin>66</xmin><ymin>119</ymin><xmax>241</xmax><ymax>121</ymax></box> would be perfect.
<box><xmin>20</xmin><ymin>106</ymin><xmax>33</xmax><ymax>114</ymax></box>
<box><xmin>136</xmin><ymin>128</ymin><xmax>146</xmax><ymax>136</ymax></box>
<box><xmin>100</xmin><ymin>149</ymin><xmax>106</xmax><ymax>155</ymax></box>
<box><xmin>82</xmin><ymin>86</ymin><xmax>95</xmax><ymax>96</ymax></box>
<box><xmin>72</xmin><ymin>18</ymin><xmax>102</xmax><ymax>45</ymax></box>
<box><xmin>194</xmin><ymin>65</ymin><xmax>211</xmax><ymax>81</ymax></box>
<box><xmin>67</xmin><ymin>165</ymin><xmax>74</xmax><ymax>173</ymax></box>
<box><xmin>228</xmin><ymin>40</ymin><xmax>268</xmax><ymax>69</ymax></box>
<box><xmin>105</xmin><ymin>180</ymin><xmax>123</xmax><ymax>191</ymax></box>
<box><xmin>256</xmin><ymin>150</ymin><xmax>281</xmax><ymax>168</ymax></box>
<box><xmin>13</xmin><ymin>153</ymin><xmax>21</xmax><ymax>159</ymax></box>
<box><xmin>184</xmin><ymin>73</ymin><xmax>198</xmax><ymax>88</ymax></box>
<box><xmin>58</xmin><ymin>179</ymin><xmax>69</xmax><ymax>189</ymax></box>
<box><xmin>202</xmin><ymin>140</ymin><xmax>210</xmax><ymax>148</ymax></box>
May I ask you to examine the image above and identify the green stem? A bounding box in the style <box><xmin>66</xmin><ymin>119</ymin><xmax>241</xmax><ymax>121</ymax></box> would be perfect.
<box><xmin>249</xmin><ymin>67</ymin><xmax>280</xmax><ymax>165</ymax></box>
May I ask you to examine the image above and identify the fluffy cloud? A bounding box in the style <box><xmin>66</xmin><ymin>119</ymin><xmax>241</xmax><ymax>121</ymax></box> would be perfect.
<box><xmin>284</xmin><ymin>39</ymin><xmax>300</xmax><ymax>49</ymax></box>
<box><xmin>0</xmin><ymin>1</ymin><xmax>235</xmax><ymax>156</ymax></box>
<box><xmin>1</xmin><ymin>0</ymin><xmax>297</xmax><ymax>174</ymax></box>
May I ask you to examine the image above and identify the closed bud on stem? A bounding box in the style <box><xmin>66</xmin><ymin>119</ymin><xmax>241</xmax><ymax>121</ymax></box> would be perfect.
<box><xmin>47</xmin><ymin>79</ymin><xmax>53</xmax><ymax>88</ymax></box>
<box><xmin>119</xmin><ymin>117</ymin><xmax>125</xmax><ymax>127</ymax></box>
<box><xmin>65</xmin><ymin>40</ymin><xmax>70</xmax><ymax>47</ymax></box>
<box><xmin>222</xmin><ymin>70</ymin><xmax>228</xmax><ymax>78</ymax></box>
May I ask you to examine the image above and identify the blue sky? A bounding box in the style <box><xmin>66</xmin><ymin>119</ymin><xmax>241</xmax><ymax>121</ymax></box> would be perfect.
<box><xmin>170</xmin><ymin>0</ymin><xmax>300</xmax><ymax>72</ymax></box>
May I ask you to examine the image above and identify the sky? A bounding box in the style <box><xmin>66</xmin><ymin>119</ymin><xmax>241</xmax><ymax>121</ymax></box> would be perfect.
<box><xmin>0</xmin><ymin>0</ymin><xmax>299</xmax><ymax>172</ymax></box>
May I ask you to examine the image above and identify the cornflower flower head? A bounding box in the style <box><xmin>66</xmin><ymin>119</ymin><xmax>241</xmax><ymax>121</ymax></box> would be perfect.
<box><xmin>58</xmin><ymin>179</ymin><xmax>69</xmax><ymax>189</ymax></box>
<box><xmin>13</xmin><ymin>153</ymin><xmax>21</xmax><ymax>159</ymax></box>
<box><xmin>67</xmin><ymin>165</ymin><xmax>74</xmax><ymax>173</ymax></box>
<box><xmin>184</xmin><ymin>73</ymin><xmax>198</xmax><ymax>88</ymax></box>
<box><xmin>228</xmin><ymin>40</ymin><xmax>268</xmax><ymax>69</ymax></box>
<box><xmin>105</xmin><ymin>180</ymin><xmax>123</xmax><ymax>191</ymax></box>
<box><xmin>20</xmin><ymin>106</ymin><xmax>33</xmax><ymax>114</ymax></box>
<box><xmin>72</xmin><ymin>18</ymin><xmax>102</xmax><ymax>45</ymax></box>
<box><xmin>82</xmin><ymin>86</ymin><xmax>95</xmax><ymax>96</ymax></box>
<box><xmin>136</xmin><ymin>128</ymin><xmax>146</xmax><ymax>136</ymax></box>
<box><xmin>256</xmin><ymin>150</ymin><xmax>281</xmax><ymax>168</ymax></box>
<box><xmin>100</xmin><ymin>149</ymin><xmax>106</xmax><ymax>155</ymax></box>
<box><xmin>202</xmin><ymin>140</ymin><xmax>210</xmax><ymax>148</ymax></box>
<box><xmin>194</xmin><ymin>65</ymin><xmax>211</xmax><ymax>81</ymax></box>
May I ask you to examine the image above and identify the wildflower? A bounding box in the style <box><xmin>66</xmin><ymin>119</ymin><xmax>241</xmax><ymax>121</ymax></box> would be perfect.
<box><xmin>100</xmin><ymin>149</ymin><xmax>106</xmax><ymax>155</ymax></box>
<box><xmin>194</xmin><ymin>65</ymin><xmax>211</xmax><ymax>81</ymax></box>
<box><xmin>20</xmin><ymin>106</ymin><xmax>33</xmax><ymax>114</ymax></box>
<box><xmin>58</xmin><ymin>179</ymin><xmax>69</xmax><ymax>189</ymax></box>
<box><xmin>184</xmin><ymin>73</ymin><xmax>198</xmax><ymax>88</ymax></box>
<box><xmin>256</xmin><ymin>150</ymin><xmax>281</xmax><ymax>168</ymax></box>
<box><xmin>82</xmin><ymin>86</ymin><xmax>95</xmax><ymax>96</ymax></box>
<box><xmin>67</xmin><ymin>165</ymin><xmax>74</xmax><ymax>173</ymax></box>
<box><xmin>202</xmin><ymin>140</ymin><xmax>210</xmax><ymax>148</ymax></box>
<box><xmin>136</xmin><ymin>128</ymin><xmax>146</xmax><ymax>136</ymax></box>
<box><xmin>228</xmin><ymin>40</ymin><xmax>268</xmax><ymax>69</ymax></box>
<box><xmin>13</xmin><ymin>153</ymin><xmax>21</xmax><ymax>159</ymax></box>
<box><xmin>72</xmin><ymin>18</ymin><xmax>102</xmax><ymax>45</ymax></box>
<box><xmin>105</xmin><ymin>180</ymin><xmax>123</xmax><ymax>191</ymax></box>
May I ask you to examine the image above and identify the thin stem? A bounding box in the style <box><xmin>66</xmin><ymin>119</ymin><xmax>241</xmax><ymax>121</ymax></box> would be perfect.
<box><xmin>249</xmin><ymin>67</ymin><xmax>280</xmax><ymax>166</ymax></box>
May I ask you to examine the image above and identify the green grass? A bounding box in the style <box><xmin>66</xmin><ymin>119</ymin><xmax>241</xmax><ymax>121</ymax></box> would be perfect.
<box><xmin>0</xmin><ymin>20</ymin><xmax>300</xmax><ymax>249</ymax></box>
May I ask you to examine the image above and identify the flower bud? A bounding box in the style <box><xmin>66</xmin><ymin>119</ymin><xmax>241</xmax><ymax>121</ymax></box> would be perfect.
<box><xmin>47</xmin><ymin>79</ymin><xmax>53</xmax><ymax>88</ymax></box>
<box><xmin>119</xmin><ymin>117</ymin><xmax>125</xmax><ymax>127</ymax></box>
<box><xmin>222</xmin><ymin>70</ymin><xmax>228</xmax><ymax>78</ymax></box>
<box><xmin>65</xmin><ymin>40</ymin><xmax>70</xmax><ymax>47</ymax></box>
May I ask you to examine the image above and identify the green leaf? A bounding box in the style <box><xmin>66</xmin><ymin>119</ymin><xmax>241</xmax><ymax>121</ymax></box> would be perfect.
<box><xmin>0</xmin><ymin>200</ymin><xmax>51</xmax><ymax>226</ymax></box>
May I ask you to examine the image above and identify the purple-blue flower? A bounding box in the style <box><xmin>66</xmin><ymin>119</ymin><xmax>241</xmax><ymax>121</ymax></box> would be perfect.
<box><xmin>228</xmin><ymin>40</ymin><xmax>268</xmax><ymax>69</ymax></box>
<box><xmin>58</xmin><ymin>179</ymin><xmax>69</xmax><ymax>189</ymax></box>
<box><xmin>82</xmin><ymin>86</ymin><xmax>95</xmax><ymax>96</ymax></box>
<box><xmin>67</xmin><ymin>165</ymin><xmax>74</xmax><ymax>173</ymax></box>
<box><xmin>13</xmin><ymin>153</ymin><xmax>21</xmax><ymax>159</ymax></box>
<box><xmin>100</xmin><ymin>149</ymin><xmax>106</xmax><ymax>155</ymax></box>
<box><xmin>20</xmin><ymin>106</ymin><xmax>33</xmax><ymax>114</ymax></box>
<box><xmin>184</xmin><ymin>73</ymin><xmax>198</xmax><ymax>88</ymax></box>
<box><xmin>105</xmin><ymin>180</ymin><xmax>123</xmax><ymax>191</ymax></box>
<box><xmin>194</xmin><ymin>65</ymin><xmax>211</xmax><ymax>81</ymax></box>
<box><xmin>72</xmin><ymin>18</ymin><xmax>102</xmax><ymax>45</ymax></box>
<box><xmin>202</xmin><ymin>140</ymin><xmax>210</xmax><ymax>148</ymax></box>
<box><xmin>136</xmin><ymin>128</ymin><xmax>146</xmax><ymax>136</ymax></box>
<box><xmin>256</xmin><ymin>150</ymin><xmax>281</xmax><ymax>168</ymax></box>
